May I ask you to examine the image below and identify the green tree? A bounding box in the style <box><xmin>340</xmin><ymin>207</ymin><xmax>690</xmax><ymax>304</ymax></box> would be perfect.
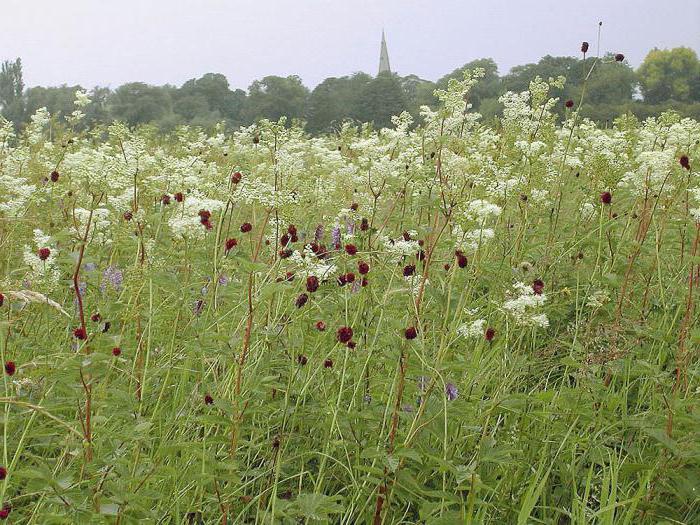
<box><xmin>307</xmin><ymin>73</ymin><xmax>373</xmax><ymax>133</ymax></box>
<box><xmin>0</xmin><ymin>58</ymin><xmax>25</xmax><ymax>126</ymax></box>
<box><xmin>175</xmin><ymin>73</ymin><xmax>247</xmax><ymax>127</ymax></box>
<box><xmin>241</xmin><ymin>75</ymin><xmax>309</xmax><ymax>125</ymax></box>
<box><xmin>354</xmin><ymin>72</ymin><xmax>407</xmax><ymax>129</ymax></box>
<box><xmin>109</xmin><ymin>82</ymin><xmax>175</xmax><ymax>127</ymax></box>
<box><xmin>638</xmin><ymin>47</ymin><xmax>700</xmax><ymax>103</ymax></box>
<box><xmin>437</xmin><ymin>58</ymin><xmax>500</xmax><ymax>109</ymax></box>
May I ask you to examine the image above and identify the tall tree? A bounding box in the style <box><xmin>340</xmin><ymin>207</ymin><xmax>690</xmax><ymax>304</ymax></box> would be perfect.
<box><xmin>241</xmin><ymin>75</ymin><xmax>309</xmax><ymax>125</ymax></box>
<box><xmin>354</xmin><ymin>72</ymin><xmax>407</xmax><ymax>129</ymax></box>
<box><xmin>0</xmin><ymin>58</ymin><xmax>25</xmax><ymax>126</ymax></box>
<box><xmin>638</xmin><ymin>47</ymin><xmax>700</xmax><ymax>103</ymax></box>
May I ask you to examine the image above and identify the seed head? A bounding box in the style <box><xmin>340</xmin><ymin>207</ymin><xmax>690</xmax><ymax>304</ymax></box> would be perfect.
<box><xmin>614</xmin><ymin>53</ymin><xmax>625</xmax><ymax>62</ymax></box>
<box><xmin>306</xmin><ymin>275</ymin><xmax>319</xmax><ymax>293</ymax></box>
<box><xmin>565</xmin><ymin>99</ymin><xmax>574</xmax><ymax>108</ymax></box>
<box><xmin>225</xmin><ymin>238</ymin><xmax>238</xmax><ymax>252</ymax></box>
<box><xmin>323</xmin><ymin>359</ymin><xmax>334</xmax><ymax>368</ymax></box>
<box><xmin>240</xmin><ymin>222</ymin><xmax>252</xmax><ymax>233</ymax></box>
<box><xmin>231</xmin><ymin>171</ymin><xmax>242</xmax><ymax>184</ymax></box>
<box><xmin>581</xmin><ymin>41</ymin><xmax>589</xmax><ymax>53</ymax></box>
<box><xmin>315</xmin><ymin>320</ymin><xmax>326</xmax><ymax>331</ymax></box>
<box><xmin>485</xmin><ymin>327</ymin><xmax>496</xmax><ymax>342</ymax></box>
<box><xmin>295</xmin><ymin>293</ymin><xmax>309</xmax><ymax>308</ymax></box>
<box><xmin>600</xmin><ymin>191</ymin><xmax>612</xmax><ymax>204</ymax></box>
<box><xmin>112</xmin><ymin>347</ymin><xmax>122</xmax><ymax>356</ymax></box>
<box><xmin>403</xmin><ymin>264</ymin><xmax>415</xmax><ymax>277</ymax></box>
<box><xmin>297</xmin><ymin>354</ymin><xmax>308</xmax><ymax>365</ymax></box>
<box><xmin>204</xmin><ymin>393</ymin><xmax>214</xmax><ymax>405</ymax></box>
<box><xmin>337</xmin><ymin>326</ymin><xmax>353</xmax><ymax>344</ymax></box>
<box><xmin>344</xmin><ymin>244</ymin><xmax>357</xmax><ymax>256</ymax></box>
<box><xmin>405</xmin><ymin>326</ymin><xmax>418</xmax><ymax>340</ymax></box>
<box><xmin>73</xmin><ymin>327</ymin><xmax>87</xmax><ymax>340</ymax></box>
<box><xmin>0</xmin><ymin>467</ymin><xmax>6</xmax><ymax>480</ymax></box>
<box><xmin>358</xmin><ymin>261</ymin><xmax>370</xmax><ymax>275</ymax></box>
<box><xmin>50</xmin><ymin>170</ymin><xmax>60</xmax><ymax>182</ymax></box>
<box><xmin>4</xmin><ymin>361</ymin><xmax>15</xmax><ymax>376</ymax></box>
<box><xmin>680</xmin><ymin>155</ymin><xmax>690</xmax><ymax>170</ymax></box>
<box><xmin>532</xmin><ymin>279</ymin><xmax>545</xmax><ymax>295</ymax></box>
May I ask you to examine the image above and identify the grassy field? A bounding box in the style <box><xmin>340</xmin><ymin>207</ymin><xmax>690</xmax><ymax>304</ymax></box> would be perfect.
<box><xmin>0</xmin><ymin>69</ymin><xmax>699</xmax><ymax>523</ymax></box>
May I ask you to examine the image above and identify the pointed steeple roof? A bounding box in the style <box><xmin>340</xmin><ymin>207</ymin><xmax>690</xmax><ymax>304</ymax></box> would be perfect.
<box><xmin>378</xmin><ymin>30</ymin><xmax>391</xmax><ymax>75</ymax></box>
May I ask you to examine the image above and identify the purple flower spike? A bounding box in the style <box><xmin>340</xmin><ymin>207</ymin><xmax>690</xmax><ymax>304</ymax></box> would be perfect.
<box><xmin>445</xmin><ymin>383</ymin><xmax>458</xmax><ymax>401</ymax></box>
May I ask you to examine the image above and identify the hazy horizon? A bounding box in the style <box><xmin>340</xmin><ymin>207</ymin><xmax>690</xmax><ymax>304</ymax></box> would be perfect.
<box><xmin>3</xmin><ymin>0</ymin><xmax>699</xmax><ymax>91</ymax></box>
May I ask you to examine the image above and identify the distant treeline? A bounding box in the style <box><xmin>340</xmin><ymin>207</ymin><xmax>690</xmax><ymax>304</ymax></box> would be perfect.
<box><xmin>1</xmin><ymin>47</ymin><xmax>699</xmax><ymax>133</ymax></box>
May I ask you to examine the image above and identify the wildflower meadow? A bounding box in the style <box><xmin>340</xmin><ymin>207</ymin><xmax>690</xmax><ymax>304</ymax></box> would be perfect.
<box><xmin>0</xmin><ymin>65</ymin><xmax>699</xmax><ymax>523</ymax></box>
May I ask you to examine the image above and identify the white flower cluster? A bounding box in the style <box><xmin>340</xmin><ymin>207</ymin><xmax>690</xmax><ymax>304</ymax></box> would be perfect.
<box><xmin>503</xmin><ymin>282</ymin><xmax>549</xmax><ymax>328</ymax></box>
<box><xmin>457</xmin><ymin>318</ymin><xmax>487</xmax><ymax>338</ymax></box>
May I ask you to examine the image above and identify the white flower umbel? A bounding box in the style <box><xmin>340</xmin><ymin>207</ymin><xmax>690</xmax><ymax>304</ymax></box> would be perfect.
<box><xmin>503</xmin><ymin>281</ymin><xmax>549</xmax><ymax>327</ymax></box>
<box><xmin>457</xmin><ymin>318</ymin><xmax>487</xmax><ymax>338</ymax></box>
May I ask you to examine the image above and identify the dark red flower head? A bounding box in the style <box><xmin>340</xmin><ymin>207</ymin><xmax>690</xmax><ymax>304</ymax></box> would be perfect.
<box><xmin>532</xmin><ymin>279</ymin><xmax>545</xmax><ymax>295</ymax></box>
<box><xmin>344</xmin><ymin>244</ymin><xmax>357</xmax><ymax>256</ymax></box>
<box><xmin>297</xmin><ymin>354</ymin><xmax>308</xmax><ymax>365</ymax></box>
<box><xmin>600</xmin><ymin>191</ymin><xmax>612</xmax><ymax>204</ymax></box>
<box><xmin>225</xmin><ymin>238</ymin><xmax>238</xmax><ymax>252</ymax></box>
<box><xmin>231</xmin><ymin>171</ymin><xmax>242</xmax><ymax>184</ymax></box>
<box><xmin>240</xmin><ymin>222</ymin><xmax>252</xmax><ymax>233</ymax></box>
<box><xmin>360</xmin><ymin>218</ymin><xmax>369</xmax><ymax>231</ymax></box>
<box><xmin>204</xmin><ymin>393</ymin><xmax>214</xmax><ymax>405</ymax></box>
<box><xmin>306</xmin><ymin>275</ymin><xmax>319</xmax><ymax>293</ymax></box>
<box><xmin>0</xmin><ymin>467</ymin><xmax>7</xmax><ymax>480</ymax></box>
<box><xmin>358</xmin><ymin>261</ymin><xmax>370</xmax><ymax>275</ymax></box>
<box><xmin>112</xmin><ymin>347</ymin><xmax>122</xmax><ymax>356</ymax></box>
<box><xmin>295</xmin><ymin>293</ymin><xmax>309</xmax><ymax>308</ymax></box>
<box><xmin>581</xmin><ymin>41</ymin><xmax>589</xmax><ymax>53</ymax></box>
<box><xmin>456</xmin><ymin>253</ymin><xmax>468</xmax><ymax>269</ymax></box>
<box><xmin>280</xmin><ymin>233</ymin><xmax>290</xmax><ymax>246</ymax></box>
<box><xmin>161</xmin><ymin>194</ymin><xmax>171</xmax><ymax>205</ymax></box>
<box><xmin>123</xmin><ymin>211</ymin><xmax>133</xmax><ymax>221</ymax></box>
<box><xmin>350</xmin><ymin>202</ymin><xmax>359</xmax><ymax>211</ymax></box>
<box><xmin>73</xmin><ymin>327</ymin><xmax>87</xmax><ymax>340</ymax></box>
<box><xmin>4</xmin><ymin>361</ymin><xmax>15</xmax><ymax>376</ymax></box>
<box><xmin>680</xmin><ymin>155</ymin><xmax>690</xmax><ymax>170</ymax></box>
<box><xmin>405</xmin><ymin>326</ymin><xmax>418</xmax><ymax>340</ymax></box>
<box><xmin>402</xmin><ymin>231</ymin><xmax>412</xmax><ymax>241</ymax></box>
<box><xmin>565</xmin><ymin>99</ymin><xmax>574</xmax><ymax>108</ymax></box>
<box><xmin>403</xmin><ymin>264</ymin><xmax>416</xmax><ymax>277</ymax></box>
<box><xmin>485</xmin><ymin>327</ymin><xmax>496</xmax><ymax>342</ymax></box>
<box><xmin>323</xmin><ymin>358</ymin><xmax>334</xmax><ymax>368</ymax></box>
<box><xmin>38</xmin><ymin>247</ymin><xmax>51</xmax><ymax>261</ymax></box>
<box><xmin>174</xmin><ymin>192</ymin><xmax>184</xmax><ymax>202</ymax></box>
<box><xmin>315</xmin><ymin>320</ymin><xmax>326</xmax><ymax>331</ymax></box>
<box><xmin>337</xmin><ymin>274</ymin><xmax>348</xmax><ymax>286</ymax></box>
<box><xmin>337</xmin><ymin>326</ymin><xmax>353</xmax><ymax>344</ymax></box>
<box><xmin>0</xmin><ymin>504</ymin><xmax>10</xmax><ymax>519</ymax></box>
<box><xmin>347</xmin><ymin>340</ymin><xmax>357</xmax><ymax>349</ymax></box>
<box><xmin>90</xmin><ymin>313</ymin><xmax>101</xmax><ymax>322</ymax></box>
<box><xmin>50</xmin><ymin>170</ymin><xmax>60</xmax><ymax>182</ymax></box>
<box><xmin>0</xmin><ymin>293</ymin><xmax>4</xmax><ymax>307</ymax></box>
<box><xmin>345</xmin><ymin>272</ymin><xmax>356</xmax><ymax>283</ymax></box>
<box><xmin>614</xmin><ymin>53</ymin><xmax>624</xmax><ymax>62</ymax></box>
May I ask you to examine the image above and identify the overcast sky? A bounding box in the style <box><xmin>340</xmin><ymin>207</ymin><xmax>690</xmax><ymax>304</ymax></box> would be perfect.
<box><xmin>3</xmin><ymin>0</ymin><xmax>699</xmax><ymax>91</ymax></box>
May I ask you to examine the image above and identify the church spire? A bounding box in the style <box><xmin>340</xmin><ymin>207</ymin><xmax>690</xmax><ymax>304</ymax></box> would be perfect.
<box><xmin>378</xmin><ymin>29</ymin><xmax>391</xmax><ymax>75</ymax></box>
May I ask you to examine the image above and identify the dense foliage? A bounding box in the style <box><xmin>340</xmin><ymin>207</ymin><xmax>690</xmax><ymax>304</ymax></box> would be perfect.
<box><xmin>0</xmin><ymin>66</ymin><xmax>699</xmax><ymax>523</ymax></box>
<box><xmin>2</xmin><ymin>47</ymin><xmax>700</xmax><ymax>134</ymax></box>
